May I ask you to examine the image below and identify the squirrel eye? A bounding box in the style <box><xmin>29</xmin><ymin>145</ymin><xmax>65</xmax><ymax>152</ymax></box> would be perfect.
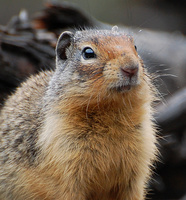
<box><xmin>134</xmin><ymin>45</ymin><xmax>137</xmax><ymax>51</ymax></box>
<box><xmin>82</xmin><ymin>47</ymin><xmax>96</xmax><ymax>59</ymax></box>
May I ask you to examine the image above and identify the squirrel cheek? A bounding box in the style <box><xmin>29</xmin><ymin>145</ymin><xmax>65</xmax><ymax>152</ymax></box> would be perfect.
<box><xmin>102</xmin><ymin>64</ymin><xmax>118</xmax><ymax>82</ymax></box>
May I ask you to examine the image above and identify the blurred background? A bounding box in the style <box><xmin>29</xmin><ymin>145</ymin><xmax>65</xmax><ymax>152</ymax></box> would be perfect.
<box><xmin>0</xmin><ymin>0</ymin><xmax>185</xmax><ymax>33</ymax></box>
<box><xmin>0</xmin><ymin>0</ymin><xmax>186</xmax><ymax>199</ymax></box>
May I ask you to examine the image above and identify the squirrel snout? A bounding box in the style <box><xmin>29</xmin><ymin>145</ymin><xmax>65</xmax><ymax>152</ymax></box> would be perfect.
<box><xmin>120</xmin><ymin>64</ymin><xmax>139</xmax><ymax>78</ymax></box>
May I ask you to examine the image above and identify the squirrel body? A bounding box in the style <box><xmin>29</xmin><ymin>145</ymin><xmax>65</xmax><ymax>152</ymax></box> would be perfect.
<box><xmin>0</xmin><ymin>28</ymin><xmax>157</xmax><ymax>200</ymax></box>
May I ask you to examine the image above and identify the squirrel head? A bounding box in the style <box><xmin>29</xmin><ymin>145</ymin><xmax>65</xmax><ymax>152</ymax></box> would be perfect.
<box><xmin>52</xmin><ymin>29</ymin><xmax>147</xmax><ymax>104</ymax></box>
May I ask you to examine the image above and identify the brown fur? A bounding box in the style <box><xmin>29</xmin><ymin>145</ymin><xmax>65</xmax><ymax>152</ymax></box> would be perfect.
<box><xmin>0</xmin><ymin>28</ymin><xmax>157</xmax><ymax>200</ymax></box>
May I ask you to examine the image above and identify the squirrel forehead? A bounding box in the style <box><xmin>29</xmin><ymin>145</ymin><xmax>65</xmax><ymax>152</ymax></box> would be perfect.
<box><xmin>74</xmin><ymin>30</ymin><xmax>134</xmax><ymax>48</ymax></box>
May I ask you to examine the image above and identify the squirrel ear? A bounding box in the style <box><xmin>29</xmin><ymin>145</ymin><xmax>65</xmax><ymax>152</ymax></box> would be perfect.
<box><xmin>56</xmin><ymin>31</ymin><xmax>74</xmax><ymax>61</ymax></box>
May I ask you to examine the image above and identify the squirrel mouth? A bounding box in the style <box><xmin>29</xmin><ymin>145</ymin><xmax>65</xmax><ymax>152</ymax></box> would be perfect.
<box><xmin>109</xmin><ymin>80</ymin><xmax>138</xmax><ymax>92</ymax></box>
<box><xmin>109</xmin><ymin>83</ymin><xmax>133</xmax><ymax>93</ymax></box>
<box><xmin>108</xmin><ymin>75</ymin><xmax>139</xmax><ymax>93</ymax></box>
<box><xmin>114</xmin><ymin>84</ymin><xmax>132</xmax><ymax>92</ymax></box>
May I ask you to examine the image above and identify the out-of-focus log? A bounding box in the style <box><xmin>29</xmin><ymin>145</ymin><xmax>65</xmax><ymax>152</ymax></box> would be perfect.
<box><xmin>33</xmin><ymin>2</ymin><xmax>96</xmax><ymax>33</ymax></box>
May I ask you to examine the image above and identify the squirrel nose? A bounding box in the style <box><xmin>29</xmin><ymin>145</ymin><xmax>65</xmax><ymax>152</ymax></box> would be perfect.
<box><xmin>120</xmin><ymin>65</ymin><xmax>139</xmax><ymax>78</ymax></box>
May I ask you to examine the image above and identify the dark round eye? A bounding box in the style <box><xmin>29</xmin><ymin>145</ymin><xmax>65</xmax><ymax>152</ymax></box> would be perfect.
<box><xmin>82</xmin><ymin>47</ymin><xmax>96</xmax><ymax>59</ymax></box>
<box><xmin>134</xmin><ymin>45</ymin><xmax>137</xmax><ymax>51</ymax></box>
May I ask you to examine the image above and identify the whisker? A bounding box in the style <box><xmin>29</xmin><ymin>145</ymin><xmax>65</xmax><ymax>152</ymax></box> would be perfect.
<box><xmin>155</xmin><ymin>68</ymin><xmax>172</xmax><ymax>73</ymax></box>
<box><xmin>152</xmin><ymin>74</ymin><xmax>177</xmax><ymax>79</ymax></box>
